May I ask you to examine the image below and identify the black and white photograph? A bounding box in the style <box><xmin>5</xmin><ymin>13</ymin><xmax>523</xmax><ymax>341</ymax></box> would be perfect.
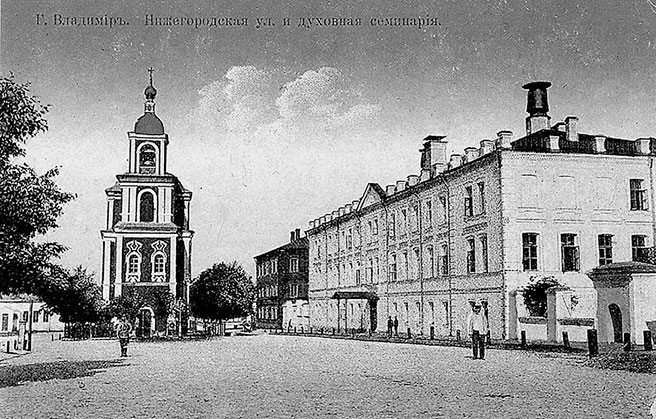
<box><xmin>1</xmin><ymin>1</ymin><xmax>655</xmax><ymax>417</ymax></box>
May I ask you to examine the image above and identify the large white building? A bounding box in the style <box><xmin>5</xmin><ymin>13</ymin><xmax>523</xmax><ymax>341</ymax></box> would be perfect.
<box><xmin>306</xmin><ymin>81</ymin><xmax>656</xmax><ymax>342</ymax></box>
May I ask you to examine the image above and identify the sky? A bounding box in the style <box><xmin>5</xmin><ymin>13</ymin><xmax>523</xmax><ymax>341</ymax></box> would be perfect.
<box><xmin>3</xmin><ymin>0</ymin><xmax>656</xmax><ymax>280</ymax></box>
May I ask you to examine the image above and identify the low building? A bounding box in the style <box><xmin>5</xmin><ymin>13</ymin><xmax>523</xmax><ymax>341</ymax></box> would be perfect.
<box><xmin>306</xmin><ymin>81</ymin><xmax>656</xmax><ymax>343</ymax></box>
<box><xmin>254</xmin><ymin>229</ymin><xmax>309</xmax><ymax>330</ymax></box>
<box><xmin>0</xmin><ymin>296</ymin><xmax>64</xmax><ymax>351</ymax></box>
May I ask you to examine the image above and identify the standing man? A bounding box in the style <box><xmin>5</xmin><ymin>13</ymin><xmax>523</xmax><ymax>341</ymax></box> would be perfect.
<box><xmin>116</xmin><ymin>315</ymin><xmax>133</xmax><ymax>357</ymax></box>
<box><xmin>393</xmin><ymin>316</ymin><xmax>399</xmax><ymax>337</ymax></box>
<box><xmin>387</xmin><ymin>316</ymin><xmax>393</xmax><ymax>338</ymax></box>
<box><xmin>467</xmin><ymin>303</ymin><xmax>489</xmax><ymax>360</ymax></box>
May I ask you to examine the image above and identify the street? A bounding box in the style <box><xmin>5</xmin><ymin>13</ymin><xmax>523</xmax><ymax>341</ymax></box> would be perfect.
<box><xmin>0</xmin><ymin>334</ymin><xmax>653</xmax><ymax>418</ymax></box>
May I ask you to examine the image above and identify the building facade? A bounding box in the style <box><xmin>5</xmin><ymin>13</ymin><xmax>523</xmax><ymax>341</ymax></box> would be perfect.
<box><xmin>306</xmin><ymin>81</ymin><xmax>656</xmax><ymax>342</ymax></box>
<box><xmin>254</xmin><ymin>229</ymin><xmax>309</xmax><ymax>330</ymax></box>
<box><xmin>100</xmin><ymin>75</ymin><xmax>193</xmax><ymax>337</ymax></box>
<box><xmin>0</xmin><ymin>297</ymin><xmax>64</xmax><ymax>350</ymax></box>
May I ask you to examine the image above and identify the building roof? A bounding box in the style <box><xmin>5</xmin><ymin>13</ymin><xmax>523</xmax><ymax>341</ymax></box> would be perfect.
<box><xmin>134</xmin><ymin>113</ymin><xmax>164</xmax><ymax>135</ymax></box>
<box><xmin>589</xmin><ymin>261</ymin><xmax>656</xmax><ymax>275</ymax></box>
<box><xmin>254</xmin><ymin>237</ymin><xmax>308</xmax><ymax>259</ymax></box>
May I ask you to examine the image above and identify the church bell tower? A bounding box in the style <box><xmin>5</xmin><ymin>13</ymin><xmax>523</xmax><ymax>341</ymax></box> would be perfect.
<box><xmin>100</xmin><ymin>69</ymin><xmax>194</xmax><ymax>336</ymax></box>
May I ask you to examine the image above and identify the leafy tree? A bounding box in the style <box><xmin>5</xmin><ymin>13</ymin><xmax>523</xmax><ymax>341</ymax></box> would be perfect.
<box><xmin>106</xmin><ymin>287</ymin><xmax>174</xmax><ymax>323</ymax></box>
<box><xmin>521</xmin><ymin>276</ymin><xmax>561</xmax><ymax>317</ymax></box>
<box><xmin>0</xmin><ymin>75</ymin><xmax>75</xmax><ymax>295</ymax></box>
<box><xmin>190</xmin><ymin>261</ymin><xmax>254</xmax><ymax>323</ymax></box>
<box><xmin>43</xmin><ymin>266</ymin><xmax>106</xmax><ymax>324</ymax></box>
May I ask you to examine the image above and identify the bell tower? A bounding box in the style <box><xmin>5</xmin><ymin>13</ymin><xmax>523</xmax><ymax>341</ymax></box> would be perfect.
<box><xmin>100</xmin><ymin>69</ymin><xmax>194</xmax><ymax>336</ymax></box>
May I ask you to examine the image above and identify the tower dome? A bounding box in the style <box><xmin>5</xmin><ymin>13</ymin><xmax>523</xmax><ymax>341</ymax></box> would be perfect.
<box><xmin>135</xmin><ymin>68</ymin><xmax>164</xmax><ymax>135</ymax></box>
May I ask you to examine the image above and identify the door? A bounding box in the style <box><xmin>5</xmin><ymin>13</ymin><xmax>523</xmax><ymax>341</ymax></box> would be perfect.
<box><xmin>608</xmin><ymin>304</ymin><xmax>622</xmax><ymax>343</ymax></box>
<box><xmin>138</xmin><ymin>309</ymin><xmax>152</xmax><ymax>338</ymax></box>
<box><xmin>369</xmin><ymin>300</ymin><xmax>378</xmax><ymax>332</ymax></box>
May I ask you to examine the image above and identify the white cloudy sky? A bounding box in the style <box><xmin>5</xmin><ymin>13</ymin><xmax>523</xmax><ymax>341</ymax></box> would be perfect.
<box><xmin>5</xmin><ymin>0</ymin><xmax>656</xmax><ymax>279</ymax></box>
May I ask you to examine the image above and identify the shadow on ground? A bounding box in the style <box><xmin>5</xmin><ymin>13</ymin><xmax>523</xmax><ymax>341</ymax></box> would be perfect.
<box><xmin>0</xmin><ymin>360</ymin><xmax>126</xmax><ymax>388</ymax></box>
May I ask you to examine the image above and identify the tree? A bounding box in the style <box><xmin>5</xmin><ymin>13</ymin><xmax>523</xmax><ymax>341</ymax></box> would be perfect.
<box><xmin>0</xmin><ymin>75</ymin><xmax>75</xmax><ymax>296</ymax></box>
<box><xmin>521</xmin><ymin>276</ymin><xmax>561</xmax><ymax>317</ymax></box>
<box><xmin>190</xmin><ymin>261</ymin><xmax>254</xmax><ymax>323</ymax></box>
<box><xmin>106</xmin><ymin>287</ymin><xmax>174</xmax><ymax>323</ymax></box>
<box><xmin>42</xmin><ymin>266</ymin><xmax>106</xmax><ymax>324</ymax></box>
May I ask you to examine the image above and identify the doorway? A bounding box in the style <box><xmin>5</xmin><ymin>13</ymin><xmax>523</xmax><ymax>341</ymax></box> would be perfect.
<box><xmin>369</xmin><ymin>300</ymin><xmax>377</xmax><ymax>332</ymax></box>
<box><xmin>138</xmin><ymin>307</ymin><xmax>154</xmax><ymax>338</ymax></box>
<box><xmin>608</xmin><ymin>304</ymin><xmax>622</xmax><ymax>343</ymax></box>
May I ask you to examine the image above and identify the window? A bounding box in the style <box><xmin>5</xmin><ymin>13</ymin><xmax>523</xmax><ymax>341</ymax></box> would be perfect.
<box><xmin>413</xmin><ymin>248</ymin><xmax>420</xmax><ymax>279</ymax></box>
<box><xmin>439</xmin><ymin>195</ymin><xmax>447</xmax><ymax>223</ymax></box>
<box><xmin>632</xmin><ymin>235</ymin><xmax>647</xmax><ymax>262</ymax></box>
<box><xmin>466</xmin><ymin>238</ymin><xmax>476</xmax><ymax>273</ymax></box>
<box><xmin>1</xmin><ymin>314</ymin><xmax>7</xmax><ymax>331</ymax></box>
<box><xmin>464</xmin><ymin>186</ymin><xmax>474</xmax><ymax>217</ymax></box>
<box><xmin>290</xmin><ymin>284</ymin><xmax>299</xmax><ymax>298</ymax></box>
<box><xmin>43</xmin><ymin>311</ymin><xmax>49</xmax><ymax>323</ymax></box>
<box><xmin>373</xmin><ymin>219</ymin><xmax>379</xmax><ymax>235</ymax></box>
<box><xmin>139</xmin><ymin>191</ymin><xmax>155</xmax><ymax>222</ymax></box>
<box><xmin>128</xmin><ymin>254</ymin><xmax>139</xmax><ymax>274</ymax></box>
<box><xmin>389</xmin><ymin>214</ymin><xmax>396</xmax><ymax>237</ymax></box>
<box><xmin>290</xmin><ymin>258</ymin><xmax>299</xmax><ymax>272</ymax></box>
<box><xmin>413</xmin><ymin>205</ymin><xmax>419</xmax><ymax>232</ymax></box>
<box><xmin>153</xmin><ymin>254</ymin><xmax>165</xmax><ymax>274</ymax></box>
<box><xmin>630</xmin><ymin>179</ymin><xmax>648</xmax><ymax>211</ymax></box>
<box><xmin>401</xmin><ymin>209</ymin><xmax>407</xmax><ymax>234</ymax></box>
<box><xmin>368</xmin><ymin>258</ymin><xmax>373</xmax><ymax>282</ymax></box>
<box><xmin>12</xmin><ymin>314</ymin><xmax>18</xmax><ymax>331</ymax></box>
<box><xmin>427</xmin><ymin>246</ymin><xmax>435</xmax><ymax>278</ymax></box>
<box><xmin>428</xmin><ymin>302</ymin><xmax>435</xmax><ymax>326</ymax></box>
<box><xmin>346</xmin><ymin>229</ymin><xmax>353</xmax><ymax>249</ymax></box>
<box><xmin>23</xmin><ymin>311</ymin><xmax>28</xmax><ymax>322</ymax></box>
<box><xmin>598</xmin><ymin>235</ymin><xmax>613</xmax><ymax>266</ymax></box>
<box><xmin>561</xmin><ymin>234</ymin><xmax>580</xmax><ymax>272</ymax></box>
<box><xmin>317</xmin><ymin>245</ymin><xmax>321</xmax><ymax>259</ymax></box>
<box><xmin>139</xmin><ymin>144</ymin><xmax>157</xmax><ymax>174</ymax></box>
<box><xmin>440</xmin><ymin>244</ymin><xmax>449</xmax><ymax>275</ymax></box>
<box><xmin>403</xmin><ymin>251</ymin><xmax>409</xmax><ymax>279</ymax></box>
<box><xmin>375</xmin><ymin>257</ymin><xmax>380</xmax><ymax>276</ymax></box>
<box><xmin>480</xmin><ymin>234</ymin><xmax>488</xmax><ymax>273</ymax></box>
<box><xmin>368</xmin><ymin>221</ymin><xmax>373</xmax><ymax>243</ymax></box>
<box><xmin>478</xmin><ymin>182</ymin><xmax>486</xmax><ymax>214</ymax></box>
<box><xmin>355</xmin><ymin>268</ymin><xmax>361</xmax><ymax>286</ymax></box>
<box><xmin>390</xmin><ymin>254</ymin><xmax>397</xmax><ymax>281</ymax></box>
<box><xmin>522</xmin><ymin>233</ymin><xmax>538</xmax><ymax>271</ymax></box>
<box><xmin>33</xmin><ymin>311</ymin><xmax>40</xmax><ymax>323</ymax></box>
<box><xmin>426</xmin><ymin>200</ymin><xmax>433</xmax><ymax>227</ymax></box>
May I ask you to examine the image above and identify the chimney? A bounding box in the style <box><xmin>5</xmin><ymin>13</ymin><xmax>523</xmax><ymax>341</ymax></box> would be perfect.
<box><xmin>479</xmin><ymin>139</ymin><xmax>494</xmax><ymax>156</ymax></box>
<box><xmin>295</xmin><ymin>228</ymin><xmax>301</xmax><ymax>240</ymax></box>
<box><xmin>386</xmin><ymin>184</ymin><xmax>395</xmax><ymax>195</ymax></box>
<box><xmin>523</xmin><ymin>81</ymin><xmax>552</xmax><ymax>135</ymax></box>
<box><xmin>420</xmin><ymin>169</ymin><xmax>431</xmax><ymax>182</ymax></box>
<box><xmin>345</xmin><ymin>204</ymin><xmax>352</xmax><ymax>213</ymax></box>
<box><xmin>554</xmin><ymin>122</ymin><xmax>566</xmax><ymax>132</ymax></box>
<box><xmin>449</xmin><ymin>154</ymin><xmax>463</xmax><ymax>169</ymax></box>
<box><xmin>309</xmin><ymin>220</ymin><xmax>315</xmax><ymax>229</ymax></box>
<box><xmin>396</xmin><ymin>180</ymin><xmax>406</xmax><ymax>192</ymax></box>
<box><xmin>565</xmin><ymin>116</ymin><xmax>579</xmax><ymax>142</ymax></box>
<box><xmin>332</xmin><ymin>210</ymin><xmax>339</xmax><ymax>219</ymax></box>
<box><xmin>637</xmin><ymin>138</ymin><xmax>651</xmax><ymax>155</ymax></box>
<box><xmin>593</xmin><ymin>136</ymin><xmax>606</xmax><ymax>153</ymax></box>
<box><xmin>496</xmin><ymin>130</ymin><xmax>513</xmax><ymax>149</ymax></box>
<box><xmin>464</xmin><ymin>147</ymin><xmax>478</xmax><ymax>163</ymax></box>
<box><xmin>420</xmin><ymin>136</ymin><xmax>448</xmax><ymax>176</ymax></box>
<box><xmin>548</xmin><ymin>135</ymin><xmax>560</xmax><ymax>152</ymax></box>
<box><xmin>290</xmin><ymin>231</ymin><xmax>295</xmax><ymax>242</ymax></box>
<box><xmin>325</xmin><ymin>214</ymin><xmax>332</xmax><ymax>222</ymax></box>
<box><xmin>407</xmin><ymin>174</ymin><xmax>419</xmax><ymax>186</ymax></box>
<box><xmin>352</xmin><ymin>200</ymin><xmax>359</xmax><ymax>210</ymax></box>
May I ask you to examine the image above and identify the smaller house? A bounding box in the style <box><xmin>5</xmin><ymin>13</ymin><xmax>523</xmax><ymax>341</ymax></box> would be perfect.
<box><xmin>254</xmin><ymin>229</ymin><xmax>309</xmax><ymax>330</ymax></box>
<box><xmin>0</xmin><ymin>296</ymin><xmax>64</xmax><ymax>351</ymax></box>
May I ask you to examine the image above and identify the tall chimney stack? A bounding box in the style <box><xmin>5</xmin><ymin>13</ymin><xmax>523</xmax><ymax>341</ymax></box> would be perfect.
<box><xmin>295</xmin><ymin>228</ymin><xmax>301</xmax><ymax>240</ymax></box>
<box><xmin>420</xmin><ymin>136</ymin><xmax>448</xmax><ymax>176</ymax></box>
<box><xmin>523</xmin><ymin>81</ymin><xmax>552</xmax><ymax>135</ymax></box>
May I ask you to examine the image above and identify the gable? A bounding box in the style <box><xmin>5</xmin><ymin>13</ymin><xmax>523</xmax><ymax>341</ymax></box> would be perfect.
<box><xmin>357</xmin><ymin>183</ymin><xmax>385</xmax><ymax>211</ymax></box>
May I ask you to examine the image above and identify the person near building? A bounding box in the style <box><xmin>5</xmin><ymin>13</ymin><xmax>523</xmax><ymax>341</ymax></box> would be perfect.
<box><xmin>115</xmin><ymin>315</ymin><xmax>133</xmax><ymax>357</ymax></box>
<box><xmin>467</xmin><ymin>303</ymin><xmax>489</xmax><ymax>360</ymax></box>
<box><xmin>393</xmin><ymin>316</ymin><xmax>399</xmax><ymax>337</ymax></box>
<box><xmin>387</xmin><ymin>316</ymin><xmax>393</xmax><ymax>338</ymax></box>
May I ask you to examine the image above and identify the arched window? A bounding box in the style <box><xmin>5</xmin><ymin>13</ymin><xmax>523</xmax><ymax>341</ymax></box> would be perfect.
<box><xmin>154</xmin><ymin>254</ymin><xmax>165</xmax><ymax>274</ymax></box>
<box><xmin>139</xmin><ymin>191</ymin><xmax>155</xmax><ymax>222</ymax></box>
<box><xmin>139</xmin><ymin>144</ymin><xmax>157</xmax><ymax>174</ymax></box>
<box><xmin>128</xmin><ymin>254</ymin><xmax>139</xmax><ymax>274</ymax></box>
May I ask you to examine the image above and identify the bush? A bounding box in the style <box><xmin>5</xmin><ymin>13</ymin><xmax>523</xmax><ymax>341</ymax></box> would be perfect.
<box><xmin>521</xmin><ymin>276</ymin><xmax>561</xmax><ymax>317</ymax></box>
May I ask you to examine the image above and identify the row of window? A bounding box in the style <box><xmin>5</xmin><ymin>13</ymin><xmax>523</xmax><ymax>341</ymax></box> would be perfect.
<box><xmin>126</xmin><ymin>252</ymin><xmax>166</xmax><ymax>281</ymax></box>
<box><xmin>256</xmin><ymin>258</ymin><xmax>300</xmax><ymax>278</ymax></box>
<box><xmin>257</xmin><ymin>283</ymin><xmax>301</xmax><ymax>299</ymax></box>
<box><xmin>1</xmin><ymin>310</ymin><xmax>51</xmax><ymax>332</ymax></box>
<box><xmin>257</xmin><ymin>306</ymin><xmax>278</xmax><ymax>320</ymax></box>
<box><xmin>521</xmin><ymin>233</ymin><xmax>649</xmax><ymax>272</ymax></box>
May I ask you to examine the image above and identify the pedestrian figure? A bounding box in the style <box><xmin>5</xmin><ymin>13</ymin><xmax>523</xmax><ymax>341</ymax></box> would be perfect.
<box><xmin>387</xmin><ymin>316</ymin><xmax>393</xmax><ymax>338</ymax></box>
<box><xmin>393</xmin><ymin>316</ymin><xmax>399</xmax><ymax>337</ymax></box>
<box><xmin>467</xmin><ymin>303</ymin><xmax>489</xmax><ymax>360</ymax></box>
<box><xmin>115</xmin><ymin>315</ymin><xmax>133</xmax><ymax>357</ymax></box>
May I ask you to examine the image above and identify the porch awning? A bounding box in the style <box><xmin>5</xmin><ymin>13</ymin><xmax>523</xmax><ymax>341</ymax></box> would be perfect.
<box><xmin>331</xmin><ymin>291</ymin><xmax>379</xmax><ymax>300</ymax></box>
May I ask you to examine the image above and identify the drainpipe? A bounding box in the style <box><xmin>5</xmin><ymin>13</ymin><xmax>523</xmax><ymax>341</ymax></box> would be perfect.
<box><xmin>437</xmin><ymin>174</ymin><xmax>453</xmax><ymax>336</ymax></box>
<box><xmin>650</xmin><ymin>157</ymin><xmax>656</xmax><ymax>248</ymax></box>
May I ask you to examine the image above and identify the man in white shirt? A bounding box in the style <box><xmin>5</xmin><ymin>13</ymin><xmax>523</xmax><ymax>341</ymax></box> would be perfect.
<box><xmin>466</xmin><ymin>303</ymin><xmax>489</xmax><ymax>360</ymax></box>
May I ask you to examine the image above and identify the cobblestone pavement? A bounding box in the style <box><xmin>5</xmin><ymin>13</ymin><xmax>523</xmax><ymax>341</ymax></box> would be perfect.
<box><xmin>0</xmin><ymin>334</ymin><xmax>653</xmax><ymax>418</ymax></box>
